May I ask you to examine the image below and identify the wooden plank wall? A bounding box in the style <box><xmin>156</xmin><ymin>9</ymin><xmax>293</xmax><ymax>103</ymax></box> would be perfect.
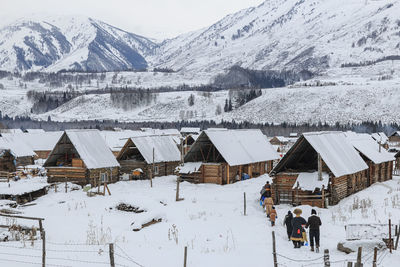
<box><xmin>0</xmin><ymin>153</ymin><xmax>16</xmax><ymax>172</ymax></box>
<box><xmin>47</xmin><ymin>167</ymin><xmax>87</xmax><ymax>184</ymax></box>
<box><xmin>119</xmin><ymin>160</ymin><xmax>179</xmax><ymax>179</ymax></box>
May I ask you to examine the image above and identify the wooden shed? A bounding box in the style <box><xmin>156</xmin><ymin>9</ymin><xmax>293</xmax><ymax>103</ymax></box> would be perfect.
<box><xmin>117</xmin><ymin>135</ymin><xmax>181</xmax><ymax>179</ymax></box>
<box><xmin>270</xmin><ymin>132</ymin><xmax>369</xmax><ymax>208</ymax></box>
<box><xmin>44</xmin><ymin>130</ymin><xmax>120</xmax><ymax>186</ymax></box>
<box><xmin>344</xmin><ymin>132</ymin><xmax>394</xmax><ymax>185</ymax></box>
<box><xmin>0</xmin><ymin>136</ymin><xmax>36</xmax><ymax>166</ymax></box>
<box><xmin>178</xmin><ymin>129</ymin><xmax>279</xmax><ymax>184</ymax></box>
<box><xmin>0</xmin><ymin>149</ymin><xmax>16</xmax><ymax>173</ymax></box>
<box><xmin>389</xmin><ymin>131</ymin><xmax>400</xmax><ymax>147</ymax></box>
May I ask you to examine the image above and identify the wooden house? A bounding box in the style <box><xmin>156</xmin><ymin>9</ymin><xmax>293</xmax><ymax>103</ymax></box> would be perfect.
<box><xmin>100</xmin><ymin>130</ymin><xmax>147</xmax><ymax>156</ymax></box>
<box><xmin>44</xmin><ymin>130</ymin><xmax>120</xmax><ymax>186</ymax></box>
<box><xmin>0</xmin><ymin>136</ymin><xmax>36</xmax><ymax>166</ymax></box>
<box><xmin>270</xmin><ymin>132</ymin><xmax>369</xmax><ymax>208</ymax></box>
<box><xmin>178</xmin><ymin>129</ymin><xmax>279</xmax><ymax>184</ymax></box>
<box><xmin>0</xmin><ymin>149</ymin><xmax>17</xmax><ymax>172</ymax></box>
<box><xmin>269</xmin><ymin>136</ymin><xmax>289</xmax><ymax>146</ymax></box>
<box><xmin>371</xmin><ymin>132</ymin><xmax>389</xmax><ymax>150</ymax></box>
<box><xmin>344</xmin><ymin>132</ymin><xmax>394</xmax><ymax>185</ymax></box>
<box><xmin>394</xmin><ymin>151</ymin><xmax>400</xmax><ymax>175</ymax></box>
<box><xmin>117</xmin><ymin>135</ymin><xmax>181</xmax><ymax>179</ymax></box>
<box><xmin>389</xmin><ymin>131</ymin><xmax>400</xmax><ymax>147</ymax></box>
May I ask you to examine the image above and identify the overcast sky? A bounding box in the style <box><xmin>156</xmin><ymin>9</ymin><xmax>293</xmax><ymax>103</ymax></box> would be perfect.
<box><xmin>0</xmin><ymin>0</ymin><xmax>264</xmax><ymax>40</ymax></box>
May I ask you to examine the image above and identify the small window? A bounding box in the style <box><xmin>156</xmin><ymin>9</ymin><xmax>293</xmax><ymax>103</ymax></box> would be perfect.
<box><xmin>154</xmin><ymin>166</ymin><xmax>159</xmax><ymax>175</ymax></box>
<box><xmin>100</xmin><ymin>173</ymin><xmax>108</xmax><ymax>183</ymax></box>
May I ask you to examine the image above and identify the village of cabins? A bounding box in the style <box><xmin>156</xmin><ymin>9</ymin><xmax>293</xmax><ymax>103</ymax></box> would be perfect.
<box><xmin>0</xmin><ymin>127</ymin><xmax>399</xmax><ymax>209</ymax></box>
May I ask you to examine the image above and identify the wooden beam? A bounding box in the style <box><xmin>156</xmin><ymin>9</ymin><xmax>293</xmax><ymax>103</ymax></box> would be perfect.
<box><xmin>227</xmin><ymin>164</ymin><xmax>230</xmax><ymax>184</ymax></box>
<box><xmin>0</xmin><ymin>213</ymin><xmax>44</xmax><ymax>221</ymax></box>
<box><xmin>200</xmin><ymin>146</ymin><xmax>205</xmax><ymax>161</ymax></box>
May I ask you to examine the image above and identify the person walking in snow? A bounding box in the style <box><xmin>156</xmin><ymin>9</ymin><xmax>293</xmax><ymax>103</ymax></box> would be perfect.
<box><xmin>284</xmin><ymin>211</ymin><xmax>293</xmax><ymax>241</ymax></box>
<box><xmin>264</xmin><ymin>181</ymin><xmax>272</xmax><ymax>198</ymax></box>
<box><xmin>306</xmin><ymin>209</ymin><xmax>322</xmax><ymax>252</ymax></box>
<box><xmin>291</xmin><ymin>208</ymin><xmax>307</xmax><ymax>248</ymax></box>
<box><xmin>270</xmin><ymin>206</ymin><xmax>277</xmax><ymax>226</ymax></box>
<box><xmin>264</xmin><ymin>196</ymin><xmax>274</xmax><ymax>217</ymax></box>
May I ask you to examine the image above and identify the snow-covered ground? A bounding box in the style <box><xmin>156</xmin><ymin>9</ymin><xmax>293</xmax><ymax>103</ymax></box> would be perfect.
<box><xmin>1</xmin><ymin>175</ymin><xmax>400</xmax><ymax>267</ymax></box>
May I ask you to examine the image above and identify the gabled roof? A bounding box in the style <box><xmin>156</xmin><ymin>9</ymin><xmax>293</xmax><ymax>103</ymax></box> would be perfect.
<box><xmin>100</xmin><ymin>130</ymin><xmax>147</xmax><ymax>152</ymax></box>
<box><xmin>0</xmin><ymin>135</ymin><xmax>36</xmax><ymax>158</ymax></box>
<box><xmin>390</xmin><ymin>131</ymin><xmax>400</xmax><ymax>137</ymax></box>
<box><xmin>189</xmin><ymin>129</ymin><xmax>279</xmax><ymax>166</ymax></box>
<box><xmin>344</xmin><ymin>132</ymin><xmax>394</xmax><ymax>164</ymax></box>
<box><xmin>128</xmin><ymin>135</ymin><xmax>181</xmax><ymax>164</ymax></box>
<box><xmin>303</xmin><ymin>132</ymin><xmax>368</xmax><ymax>177</ymax></box>
<box><xmin>371</xmin><ymin>132</ymin><xmax>389</xmax><ymax>144</ymax></box>
<box><xmin>272</xmin><ymin>131</ymin><xmax>368</xmax><ymax>178</ymax></box>
<box><xmin>2</xmin><ymin>132</ymin><xmax>63</xmax><ymax>151</ymax></box>
<box><xmin>45</xmin><ymin>130</ymin><xmax>119</xmax><ymax>169</ymax></box>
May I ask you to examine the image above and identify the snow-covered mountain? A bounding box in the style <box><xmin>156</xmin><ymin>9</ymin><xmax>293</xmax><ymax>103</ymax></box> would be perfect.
<box><xmin>0</xmin><ymin>15</ymin><xmax>156</xmax><ymax>72</ymax></box>
<box><xmin>151</xmin><ymin>0</ymin><xmax>400</xmax><ymax>74</ymax></box>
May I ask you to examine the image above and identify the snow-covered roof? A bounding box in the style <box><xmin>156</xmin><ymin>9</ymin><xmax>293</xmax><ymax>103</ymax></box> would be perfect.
<box><xmin>100</xmin><ymin>130</ymin><xmax>146</xmax><ymax>152</ymax></box>
<box><xmin>303</xmin><ymin>132</ymin><xmax>368</xmax><ymax>177</ymax></box>
<box><xmin>0</xmin><ymin>178</ymin><xmax>49</xmax><ymax>195</ymax></box>
<box><xmin>2</xmin><ymin>132</ymin><xmax>63</xmax><ymax>151</ymax></box>
<box><xmin>142</xmin><ymin>128</ymin><xmax>181</xmax><ymax>136</ymax></box>
<box><xmin>180</xmin><ymin>127</ymin><xmax>201</xmax><ymax>134</ymax></box>
<box><xmin>390</xmin><ymin>131</ymin><xmax>400</xmax><ymax>137</ymax></box>
<box><xmin>371</xmin><ymin>132</ymin><xmax>389</xmax><ymax>144</ymax></box>
<box><xmin>0</xmin><ymin>129</ymin><xmax>23</xmax><ymax>134</ymax></box>
<box><xmin>344</xmin><ymin>132</ymin><xmax>394</xmax><ymax>164</ymax></box>
<box><xmin>289</xmin><ymin>133</ymin><xmax>298</xmax><ymax>137</ymax></box>
<box><xmin>292</xmin><ymin>172</ymin><xmax>329</xmax><ymax>191</ymax></box>
<box><xmin>176</xmin><ymin>162</ymin><xmax>202</xmax><ymax>174</ymax></box>
<box><xmin>200</xmin><ymin>129</ymin><xmax>279</xmax><ymax>166</ymax></box>
<box><xmin>0</xmin><ymin>135</ymin><xmax>36</xmax><ymax>158</ymax></box>
<box><xmin>46</xmin><ymin>130</ymin><xmax>119</xmax><ymax>169</ymax></box>
<box><xmin>207</xmin><ymin>128</ymin><xmax>228</xmax><ymax>131</ymax></box>
<box><xmin>24</xmin><ymin>129</ymin><xmax>45</xmax><ymax>133</ymax></box>
<box><xmin>129</xmin><ymin>135</ymin><xmax>181</xmax><ymax>164</ymax></box>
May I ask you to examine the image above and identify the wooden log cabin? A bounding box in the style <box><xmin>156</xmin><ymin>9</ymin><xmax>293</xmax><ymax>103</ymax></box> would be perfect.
<box><xmin>395</xmin><ymin>151</ymin><xmax>400</xmax><ymax>175</ymax></box>
<box><xmin>371</xmin><ymin>132</ymin><xmax>389</xmax><ymax>150</ymax></box>
<box><xmin>389</xmin><ymin>131</ymin><xmax>400</xmax><ymax>147</ymax></box>
<box><xmin>178</xmin><ymin>129</ymin><xmax>279</xmax><ymax>184</ymax></box>
<box><xmin>0</xmin><ymin>136</ymin><xmax>36</xmax><ymax>167</ymax></box>
<box><xmin>117</xmin><ymin>135</ymin><xmax>181</xmax><ymax>179</ymax></box>
<box><xmin>344</xmin><ymin>132</ymin><xmax>394</xmax><ymax>185</ymax></box>
<box><xmin>44</xmin><ymin>130</ymin><xmax>120</xmax><ymax>186</ymax></box>
<box><xmin>270</xmin><ymin>132</ymin><xmax>369</xmax><ymax>208</ymax></box>
<box><xmin>0</xmin><ymin>149</ymin><xmax>17</xmax><ymax>172</ymax></box>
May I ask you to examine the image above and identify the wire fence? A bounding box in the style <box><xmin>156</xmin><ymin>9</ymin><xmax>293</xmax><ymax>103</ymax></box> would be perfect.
<box><xmin>0</xmin><ymin>240</ymin><xmax>145</xmax><ymax>267</ymax></box>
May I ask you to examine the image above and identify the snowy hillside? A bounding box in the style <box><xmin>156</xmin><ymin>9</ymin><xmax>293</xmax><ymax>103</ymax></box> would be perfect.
<box><xmin>1</xmin><ymin>175</ymin><xmax>400</xmax><ymax>266</ymax></box>
<box><xmin>0</xmin><ymin>15</ymin><xmax>156</xmax><ymax>72</ymax></box>
<box><xmin>151</xmin><ymin>0</ymin><xmax>400</xmax><ymax>74</ymax></box>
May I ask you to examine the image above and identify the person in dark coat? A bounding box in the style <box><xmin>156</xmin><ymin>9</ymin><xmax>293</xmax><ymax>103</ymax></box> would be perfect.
<box><xmin>284</xmin><ymin>211</ymin><xmax>293</xmax><ymax>241</ymax></box>
<box><xmin>306</xmin><ymin>209</ymin><xmax>322</xmax><ymax>252</ymax></box>
<box><xmin>291</xmin><ymin>208</ymin><xmax>307</xmax><ymax>248</ymax></box>
<box><xmin>264</xmin><ymin>181</ymin><xmax>272</xmax><ymax>198</ymax></box>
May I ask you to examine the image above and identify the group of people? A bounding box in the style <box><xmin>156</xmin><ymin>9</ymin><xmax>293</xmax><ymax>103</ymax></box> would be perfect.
<box><xmin>260</xmin><ymin>181</ymin><xmax>277</xmax><ymax>226</ymax></box>
<box><xmin>259</xmin><ymin>182</ymin><xmax>322</xmax><ymax>252</ymax></box>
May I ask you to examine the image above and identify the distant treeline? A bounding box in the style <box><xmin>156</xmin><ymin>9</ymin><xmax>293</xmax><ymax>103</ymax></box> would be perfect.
<box><xmin>341</xmin><ymin>55</ymin><xmax>400</xmax><ymax>68</ymax></box>
<box><xmin>0</xmin><ymin>113</ymin><xmax>398</xmax><ymax>137</ymax></box>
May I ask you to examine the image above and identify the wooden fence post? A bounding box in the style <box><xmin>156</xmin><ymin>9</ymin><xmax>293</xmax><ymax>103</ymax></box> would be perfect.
<box><xmin>42</xmin><ymin>230</ymin><xmax>46</xmax><ymax>267</ymax></box>
<box><xmin>389</xmin><ymin>219</ymin><xmax>392</xmax><ymax>253</ymax></box>
<box><xmin>176</xmin><ymin>177</ymin><xmax>180</xmax><ymax>201</ymax></box>
<box><xmin>183</xmin><ymin>246</ymin><xmax>187</xmax><ymax>267</ymax></box>
<box><xmin>324</xmin><ymin>249</ymin><xmax>330</xmax><ymax>267</ymax></box>
<box><xmin>243</xmin><ymin>192</ymin><xmax>247</xmax><ymax>216</ymax></box>
<box><xmin>347</xmin><ymin>262</ymin><xmax>352</xmax><ymax>267</ymax></box>
<box><xmin>395</xmin><ymin>224</ymin><xmax>400</xmax><ymax>250</ymax></box>
<box><xmin>65</xmin><ymin>177</ymin><xmax>68</xmax><ymax>193</ymax></box>
<box><xmin>109</xmin><ymin>243</ymin><xmax>115</xmax><ymax>267</ymax></box>
<box><xmin>372</xmin><ymin>247</ymin><xmax>378</xmax><ymax>267</ymax></box>
<box><xmin>151</xmin><ymin>147</ymin><xmax>154</xmax><ymax>188</ymax></box>
<box><xmin>272</xmin><ymin>231</ymin><xmax>278</xmax><ymax>267</ymax></box>
<box><xmin>355</xmin><ymin>247</ymin><xmax>362</xmax><ymax>267</ymax></box>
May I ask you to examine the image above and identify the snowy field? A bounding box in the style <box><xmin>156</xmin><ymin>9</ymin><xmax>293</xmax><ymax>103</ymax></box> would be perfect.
<box><xmin>1</xmin><ymin>175</ymin><xmax>400</xmax><ymax>267</ymax></box>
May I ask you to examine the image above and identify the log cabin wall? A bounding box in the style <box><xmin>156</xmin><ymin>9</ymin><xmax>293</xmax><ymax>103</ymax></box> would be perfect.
<box><xmin>47</xmin><ymin>167</ymin><xmax>88</xmax><ymax>184</ymax></box>
<box><xmin>0</xmin><ymin>152</ymin><xmax>16</xmax><ymax>172</ymax></box>
<box><xmin>272</xmin><ymin>173</ymin><xmax>299</xmax><ymax>204</ymax></box>
<box><xmin>34</xmin><ymin>150</ymin><xmax>51</xmax><ymax>159</ymax></box>
<box><xmin>88</xmin><ymin>167</ymin><xmax>120</xmax><ymax>186</ymax></box>
<box><xmin>119</xmin><ymin>160</ymin><xmax>179</xmax><ymax>179</ymax></box>
<box><xmin>16</xmin><ymin>156</ymin><xmax>34</xmax><ymax>166</ymax></box>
